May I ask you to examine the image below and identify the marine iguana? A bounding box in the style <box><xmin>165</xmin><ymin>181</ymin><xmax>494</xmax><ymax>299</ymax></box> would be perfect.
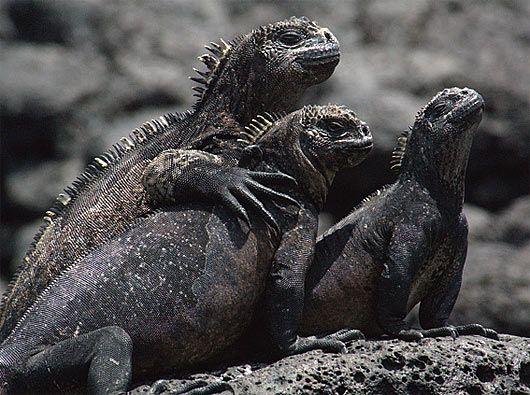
<box><xmin>0</xmin><ymin>16</ymin><xmax>341</xmax><ymax>341</ymax></box>
<box><xmin>300</xmin><ymin>87</ymin><xmax>498</xmax><ymax>341</ymax></box>
<box><xmin>148</xmin><ymin>88</ymin><xmax>497</xmax><ymax>395</ymax></box>
<box><xmin>0</xmin><ymin>104</ymin><xmax>373</xmax><ymax>394</ymax></box>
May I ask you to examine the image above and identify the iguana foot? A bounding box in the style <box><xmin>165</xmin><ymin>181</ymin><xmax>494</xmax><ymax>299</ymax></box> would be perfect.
<box><xmin>319</xmin><ymin>328</ymin><xmax>365</xmax><ymax>342</ymax></box>
<box><xmin>148</xmin><ymin>379</ymin><xmax>172</xmax><ymax>394</ymax></box>
<box><xmin>229</xmin><ymin>168</ymin><xmax>299</xmax><ymax>235</ymax></box>
<box><xmin>396</xmin><ymin>324</ymin><xmax>498</xmax><ymax>342</ymax></box>
<box><xmin>396</xmin><ymin>329</ymin><xmax>425</xmax><ymax>341</ymax></box>
<box><xmin>396</xmin><ymin>326</ymin><xmax>458</xmax><ymax>341</ymax></box>
<box><xmin>284</xmin><ymin>335</ymin><xmax>347</xmax><ymax>356</ymax></box>
<box><xmin>148</xmin><ymin>379</ymin><xmax>233</xmax><ymax>395</ymax></box>
<box><xmin>453</xmin><ymin>323</ymin><xmax>499</xmax><ymax>340</ymax></box>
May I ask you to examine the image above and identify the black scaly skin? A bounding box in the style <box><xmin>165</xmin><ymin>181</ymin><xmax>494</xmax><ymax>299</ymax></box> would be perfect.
<box><xmin>301</xmin><ymin>88</ymin><xmax>498</xmax><ymax>341</ymax></box>
<box><xmin>0</xmin><ymin>105</ymin><xmax>372</xmax><ymax>394</ymax></box>
<box><xmin>0</xmin><ymin>16</ymin><xmax>341</xmax><ymax>342</ymax></box>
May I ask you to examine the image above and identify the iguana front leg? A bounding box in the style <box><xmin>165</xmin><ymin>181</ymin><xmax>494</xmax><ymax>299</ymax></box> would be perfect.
<box><xmin>375</xmin><ymin>224</ymin><xmax>440</xmax><ymax>341</ymax></box>
<box><xmin>266</xmin><ymin>205</ymin><xmax>346</xmax><ymax>355</ymax></box>
<box><xmin>419</xmin><ymin>218</ymin><xmax>498</xmax><ymax>339</ymax></box>
<box><xmin>141</xmin><ymin>148</ymin><xmax>298</xmax><ymax>233</ymax></box>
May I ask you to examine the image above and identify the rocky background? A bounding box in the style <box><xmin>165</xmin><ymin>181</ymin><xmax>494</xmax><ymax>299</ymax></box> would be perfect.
<box><xmin>0</xmin><ymin>0</ymin><xmax>529</xmax><ymax>341</ymax></box>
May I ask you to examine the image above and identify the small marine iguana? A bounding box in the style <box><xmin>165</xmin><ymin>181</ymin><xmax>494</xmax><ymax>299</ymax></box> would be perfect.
<box><xmin>0</xmin><ymin>16</ymin><xmax>341</xmax><ymax>341</ymax></box>
<box><xmin>0</xmin><ymin>105</ymin><xmax>373</xmax><ymax>394</ymax></box>
<box><xmin>301</xmin><ymin>87</ymin><xmax>498</xmax><ymax>341</ymax></box>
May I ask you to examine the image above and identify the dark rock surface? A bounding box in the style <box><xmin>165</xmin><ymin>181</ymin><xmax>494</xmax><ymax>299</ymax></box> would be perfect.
<box><xmin>0</xmin><ymin>0</ymin><xmax>528</xmax><ymax>341</ymax></box>
<box><xmin>131</xmin><ymin>335</ymin><xmax>530</xmax><ymax>394</ymax></box>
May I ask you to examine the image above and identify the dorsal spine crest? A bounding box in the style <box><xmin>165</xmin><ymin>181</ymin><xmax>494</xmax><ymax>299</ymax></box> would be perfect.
<box><xmin>244</xmin><ymin>111</ymin><xmax>285</xmax><ymax>143</ymax></box>
<box><xmin>191</xmin><ymin>37</ymin><xmax>236</xmax><ymax>109</ymax></box>
<box><xmin>389</xmin><ymin>129</ymin><xmax>410</xmax><ymax>173</ymax></box>
<box><xmin>17</xmin><ymin>111</ymin><xmax>191</xmax><ymax>269</ymax></box>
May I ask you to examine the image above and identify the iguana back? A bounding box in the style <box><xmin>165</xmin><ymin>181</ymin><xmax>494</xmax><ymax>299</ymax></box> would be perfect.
<box><xmin>0</xmin><ymin>105</ymin><xmax>372</xmax><ymax>393</ymax></box>
<box><xmin>0</xmin><ymin>16</ymin><xmax>341</xmax><ymax>341</ymax></box>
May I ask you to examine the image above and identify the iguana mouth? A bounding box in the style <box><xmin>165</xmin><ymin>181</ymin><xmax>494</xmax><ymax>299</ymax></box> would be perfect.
<box><xmin>336</xmin><ymin>134</ymin><xmax>373</xmax><ymax>151</ymax></box>
<box><xmin>343</xmin><ymin>140</ymin><xmax>373</xmax><ymax>151</ymax></box>
<box><xmin>448</xmin><ymin>90</ymin><xmax>484</xmax><ymax>124</ymax></box>
<box><xmin>297</xmin><ymin>44</ymin><xmax>340</xmax><ymax>67</ymax></box>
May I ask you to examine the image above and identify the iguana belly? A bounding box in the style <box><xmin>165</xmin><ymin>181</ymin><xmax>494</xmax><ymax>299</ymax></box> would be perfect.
<box><xmin>3</xmin><ymin>204</ymin><xmax>276</xmax><ymax>376</ymax></box>
<box><xmin>301</xmin><ymin>240</ymin><xmax>382</xmax><ymax>336</ymax></box>
<box><xmin>407</xmin><ymin>236</ymin><xmax>456</xmax><ymax>312</ymax></box>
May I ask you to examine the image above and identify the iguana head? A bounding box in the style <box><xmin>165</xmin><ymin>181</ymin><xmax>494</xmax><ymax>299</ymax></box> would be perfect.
<box><xmin>250</xmin><ymin>105</ymin><xmax>372</xmax><ymax>207</ymax></box>
<box><xmin>296</xmin><ymin>105</ymin><xmax>373</xmax><ymax>173</ymax></box>
<box><xmin>395</xmin><ymin>87</ymin><xmax>484</xmax><ymax>187</ymax></box>
<box><xmin>192</xmin><ymin>17</ymin><xmax>340</xmax><ymax>124</ymax></box>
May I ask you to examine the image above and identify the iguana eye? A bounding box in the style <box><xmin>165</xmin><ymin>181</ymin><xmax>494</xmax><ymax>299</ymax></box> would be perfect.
<box><xmin>279</xmin><ymin>30</ymin><xmax>303</xmax><ymax>46</ymax></box>
<box><xmin>430</xmin><ymin>103</ymin><xmax>446</xmax><ymax>117</ymax></box>
<box><xmin>327</xmin><ymin>120</ymin><xmax>345</xmax><ymax>133</ymax></box>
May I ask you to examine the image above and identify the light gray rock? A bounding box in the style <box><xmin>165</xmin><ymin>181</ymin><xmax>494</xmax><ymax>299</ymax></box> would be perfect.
<box><xmin>0</xmin><ymin>44</ymin><xmax>107</xmax><ymax>116</ymax></box>
<box><xmin>464</xmin><ymin>204</ymin><xmax>492</xmax><ymax>242</ymax></box>
<box><xmin>480</xmin><ymin>196</ymin><xmax>530</xmax><ymax>247</ymax></box>
<box><xmin>131</xmin><ymin>335</ymin><xmax>530</xmax><ymax>394</ymax></box>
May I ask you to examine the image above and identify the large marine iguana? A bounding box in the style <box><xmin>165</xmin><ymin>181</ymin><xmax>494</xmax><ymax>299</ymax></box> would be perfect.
<box><xmin>300</xmin><ymin>87</ymin><xmax>498</xmax><ymax>341</ymax></box>
<box><xmin>0</xmin><ymin>16</ymin><xmax>341</xmax><ymax>341</ymax></box>
<box><xmin>0</xmin><ymin>104</ymin><xmax>373</xmax><ymax>394</ymax></box>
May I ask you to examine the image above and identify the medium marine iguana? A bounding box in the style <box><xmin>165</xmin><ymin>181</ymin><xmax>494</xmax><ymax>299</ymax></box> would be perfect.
<box><xmin>300</xmin><ymin>87</ymin><xmax>498</xmax><ymax>341</ymax></box>
<box><xmin>0</xmin><ymin>105</ymin><xmax>373</xmax><ymax>394</ymax></box>
<box><xmin>0</xmin><ymin>16</ymin><xmax>341</xmax><ymax>341</ymax></box>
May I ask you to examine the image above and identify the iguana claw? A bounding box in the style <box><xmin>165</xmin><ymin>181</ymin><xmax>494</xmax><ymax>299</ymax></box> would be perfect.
<box><xmin>320</xmin><ymin>328</ymin><xmax>365</xmax><ymax>342</ymax></box>
<box><xmin>148</xmin><ymin>379</ymin><xmax>233</xmax><ymax>395</ymax></box>
<box><xmin>454</xmin><ymin>323</ymin><xmax>499</xmax><ymax>340</ymax></box>
<box><xmin>232</xmin><ymin>185</ymin><xmax>281</xmax><ymax>235</ymax></box>
<box><xmin>283</xmin><ymin>335</ymin><xmax>347</xmax><ymax>356</ymax></box>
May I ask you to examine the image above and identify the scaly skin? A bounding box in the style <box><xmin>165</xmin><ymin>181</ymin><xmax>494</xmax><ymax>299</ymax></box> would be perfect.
<box><xmin>301</xmin><ymin>88</ymin><xmax>498</xmax><ymax>341</ymax></box>
<box><xmin>0</xmin><ymin>17</ymin><xmax>340</xmax><ymax>342</ymax></box>
<box><xmin>0</xmin><ymin>105</ymin><xmax>372</xmax><ymax>394</ymax></box>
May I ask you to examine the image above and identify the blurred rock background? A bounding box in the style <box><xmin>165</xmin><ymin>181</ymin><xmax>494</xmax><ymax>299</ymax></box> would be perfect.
<box><xmin>0</xmin><ymin>0</ymin><xmax>528</xmax><ymax>336</ymax></box>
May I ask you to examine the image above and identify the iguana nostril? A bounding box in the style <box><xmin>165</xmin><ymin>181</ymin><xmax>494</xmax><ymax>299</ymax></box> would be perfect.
<box><xmin>461</xmin><ymin>88</ymin><xmax>470</xmax><ymax>95</ymax></box>
<box><xmin>361</xmin><ymin>124</ymin><xmax>370</xmax><ymax>136</ymax></box>
<box><xmin>323</xmin><ymin>29</ymin><xmax>332</xmax><ymax>41</ymax></box>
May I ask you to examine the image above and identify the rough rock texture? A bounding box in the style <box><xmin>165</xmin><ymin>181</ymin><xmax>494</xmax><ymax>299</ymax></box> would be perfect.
<box><xmin>1</xmin><ymin>0</ymin><xmax>529</xmax><ymax>334</ymax></box>
<box><xmin>130</xmin><ymin>335</ymin><xmax>530</xmax><ymax>394</ymax></box>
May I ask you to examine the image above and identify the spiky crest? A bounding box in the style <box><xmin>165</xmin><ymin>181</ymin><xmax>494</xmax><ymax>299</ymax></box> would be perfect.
<box><xmin>346</xmin><ymin>184</ymin><xmax>393</xmax><ymax>215</ymax></box>
<box><xmin>243</xmin><ymin>111</ymin><xmax>286</xmax><ymax>142</ymax></box>
<box><xmin>389</xmin><ymin>128</ymin><xmax>411</xmax><ymax>173</ymax></box>
<box><xmin>16</xmin><ymin>111</ymin><xmax>191</xmax><ymax>272</ymax></box>
<box><xmin>190</xmin><ymin>36</ymin><xmax>244</xmax><ymax>110</ymax></box>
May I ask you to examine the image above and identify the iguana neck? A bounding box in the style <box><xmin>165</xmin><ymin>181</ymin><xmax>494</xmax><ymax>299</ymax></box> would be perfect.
<box><xmin>198</xmin><ymin>53</ymin><xmax>300</xmax><ymax>126</ymax></box>
<box><xmin>399</xmin><ymin>162</ymin><xmax>467</xmax><ymax>215</ymax></box>
<box><xmin>261</xmin><ymin>142</ymin><xmax>330</xmax><ymax>210</ymax></box>
<box><xmin>397</xmin><ymin>121</ymin><xmax>475</xmax><ymax>215</ymax></box>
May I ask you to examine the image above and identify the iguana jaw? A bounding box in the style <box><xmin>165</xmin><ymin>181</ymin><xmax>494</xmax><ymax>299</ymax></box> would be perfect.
<box><xmin>295</xmin><ymin>36</ymin><xmax>340</xmax><ymax>83</ymax></box>
<box><xmin>195</xmin><ymin>19</ymin><xmax>340</xmax><ymax>126</ymax></box>
<box><xmin>296</xmin><ymin>43</ymin><xmax>340</xmax><ymax>68</ymax></box>
<box><xmin>446</xmin><ymin>90</ymin><xmax>484</xmax><ymax>128</ymax></box>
